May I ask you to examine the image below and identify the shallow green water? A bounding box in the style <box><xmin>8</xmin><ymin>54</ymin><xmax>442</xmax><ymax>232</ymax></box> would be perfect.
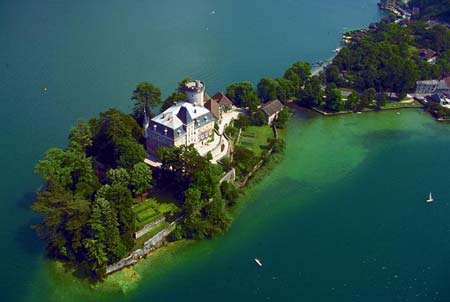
<box><xmin>5</xmin><ymin>1</ymin><xmax>450</xmax><ymax>302</ymax></box>
<box><xmin>25</xmin><ymin>109</ymin><xmax>450</xmax><ymax>302</ymax></box>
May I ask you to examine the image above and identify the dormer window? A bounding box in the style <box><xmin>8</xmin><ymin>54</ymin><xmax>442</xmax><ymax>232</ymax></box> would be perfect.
<box><xmin>164</xmin><ymin>128</ymin><xmax>168</xmax><ymax>136</ymax></box>
<box><xmin>177</xmin><ymin>130</ymin><xmax>181</xmax><ymax>136</ymax></box>
<box><xmin>153</xmin><ymin>125</ymin><xmax>157</xmax><ymax>131</ymax></box>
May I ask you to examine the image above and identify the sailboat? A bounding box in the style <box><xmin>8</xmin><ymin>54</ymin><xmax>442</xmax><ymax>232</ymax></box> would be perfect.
<box><xmin>426</xmin><ymin>192</ymin><xmax>434</xmax><ymax>203</ymax></box>
<box><xmin>254</xmin><ymin>258</ymin><xmax>263</xmax><ymax>267</ymax></box>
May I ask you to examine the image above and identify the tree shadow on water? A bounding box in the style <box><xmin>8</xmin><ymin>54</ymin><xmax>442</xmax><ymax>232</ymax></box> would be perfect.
<box><xmin>14</xmin><ymin>191</ymin><xmax>43</xmax><ymax>256</ymax></box>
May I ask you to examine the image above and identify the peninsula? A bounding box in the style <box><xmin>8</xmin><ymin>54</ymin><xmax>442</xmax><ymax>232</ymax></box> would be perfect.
<box><xmin>31</xmin><ymin>0</ymin><xmax>450</xmax><ymax>282</ymax></box>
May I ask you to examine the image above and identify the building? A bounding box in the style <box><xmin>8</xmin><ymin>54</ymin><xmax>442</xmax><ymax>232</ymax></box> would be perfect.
<box><xmin>144</xmin><ymin>80</ymin><xmax>216</xmax><ymax>154</ymax></box>
<box><xmin>429</xmin><ymin>92</ymin><xmax>450</xmax><ymax>109</ymax></box>
<box><xmin>260</xmin><ymin>99</ymin><xmax>284</xmax><ymax>125</ymax></box>
<box><xmin>418</xmin><ymin>48</ymin><xmax>438</xmax><ymax>64</ymax></box>
<box><xmin>204</xmin><ymin>98</ymin><xmax>221</xmax><ymax>120</ymax></box>
<box><xmin>211</xmin><ymin>91</ymin><xmax>233</xmax><ymax>111</ymax></box>
<box><xmin>416</xmin><ymin>77</ymin><xmax>450</xmax><ymax>95</ymax></box>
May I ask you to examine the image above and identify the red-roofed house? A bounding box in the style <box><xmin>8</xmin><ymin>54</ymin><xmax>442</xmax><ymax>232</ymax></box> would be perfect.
<box><xmin>212</xmin><ymin>92</ymin><xmax>233</xmax><ymax>111</ymax></box>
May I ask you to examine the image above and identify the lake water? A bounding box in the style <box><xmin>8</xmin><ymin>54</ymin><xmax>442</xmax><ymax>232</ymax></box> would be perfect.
<box><xmin>5</xmin><ymin>1</ymin><xmax>449</xmax><ymax>302</ymax></box>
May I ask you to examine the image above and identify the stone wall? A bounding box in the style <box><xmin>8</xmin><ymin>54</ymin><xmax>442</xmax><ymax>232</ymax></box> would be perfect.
<box><xmin>219</xmin><ymin>168</ymin><xmax>236</xmax><ymax>184</ymax></box>
<box><xmin>134</xmin><ymin>216</ymin><xmax>166</xmax><ymax>239</ymax></box>
<box><xmin>106</xmin><ymin>221</ymin><xmax>178</xmax><ymax>275</ymax></box>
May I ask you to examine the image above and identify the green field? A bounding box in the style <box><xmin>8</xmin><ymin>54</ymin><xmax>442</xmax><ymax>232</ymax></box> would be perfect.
<box><xmin>133</xmin><ymin>199</ymin><xmax>179</xmax><ymax>229</ymax></box>
<box><xmin>238</xmin><ymin>126</ymin><xmax>274</xmax><ymax>156</ymax></box>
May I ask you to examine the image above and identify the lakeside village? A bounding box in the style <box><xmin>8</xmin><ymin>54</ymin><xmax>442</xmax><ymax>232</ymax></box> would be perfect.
<box><xmin>32</xmin><ymin>0</ymin><xmax>450</xmax><ymax>281</ymax></box>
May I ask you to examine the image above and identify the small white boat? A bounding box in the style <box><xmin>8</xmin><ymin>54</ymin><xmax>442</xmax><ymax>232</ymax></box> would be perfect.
<box><xmin>210</xmin><ymin>10</ymin><xmax>216</xmax><ymax>14</ymax></box>
<box><xmin>254</xmin><ymin>258</ymin><xmax>263</xmax><ymax>267</ymax></box>
<box><xmin>43</xmin><ymin>87</ymin><xmax>48</xmax><ymax>92</ymax></box>
<box><xmin>426</xmin><ymin>192</ymin><xmax>434</xmax><ymax>203</ymax></box>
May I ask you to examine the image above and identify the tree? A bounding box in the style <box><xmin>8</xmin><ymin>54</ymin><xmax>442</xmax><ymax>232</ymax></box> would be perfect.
<box><xmin>324</xmin><ymin>84</ymin><xmax>344</xmax><ymax>112</ymax></box>
<box><xmin>116</xmin><ymin>139</ymin><xmax>147</xmax><ymax>170</ymax></box>
<box><xmin>88</xmin><ymin>109</ymin><xmax>143</xmax><ymax>169</ymax></box>
<box><xmin>233</xmin><ymin>115</ymin><xmax>251</xmax><ymax>129</ymax></box>
<box><xmin>275</xmin><ymin>78</ymin><xmax>296</xmax><ymax>103</ymax></box>
<box><xmin>99</xmin><ymin>184</ymin><xmax>135</xmax><ymax>251</ymax></box>
<box><xmin>376</xmin><ymin>92</ymin><xmax>388</xmax><ymax>110</ymax></box>
<box><xmin>32</xmin><ymin>184</ymin><xmax>90</xmax><ymax>261</ymax></box>
<box><xmin>274</xmin><ymin>108</ymin><xmax>291</xmax><ymax>129</ymax></box>
<box><xmin>69</xmin><ymin>119</ymin><xmax>93</xmax><ymax>151</ymax></box>
<box><xmin>360</xmin><ymin>88</ymin><xmax>376</xmax><ymax>109</ymax></box>
<box><xmin>257</xmin><ymin>77</ymin><xmax>278</xmax><ymax>102</ymax></box>
<box><xmin>284</xmin><ymin>61</ymin><xmax>311</xmax><ymax>90</ymax></box>
<box><xmin>252</xmin><ymin>110</ymin><xmax>267</xmax><ymax>126</ymax></box>
<box><xmin>220</xmin><ymin>181</ymin><xmax>240</xmax><ymax>205</ymax></box>
<box><xmin>241</xmin><ymin>91</ymin><xmax>260</xmax><ymax>112</ymax></box>
<box><xmin>161</xmin><ymin>92</ymin><xmax>186</xmax><ymax>112</ymax></box>
<box><xmin>226</xmin><ymin>82</ymin><xmax>254</xmax><ymax>106</ymax></box>
<box><xmin>131</xmin><ymin>82</ymin><xmax>161</xmax><ymax>122</ymax></box>
<box><xmin>106</xmin><ymin>168</ymin><xmax>130</xmax><ymax>187</ymax></box>
<box><xmin>300</xmin><ymin>76</ymin><xmax>324</xmax><ymax>107</ymax></box>
<box><xmin>326</xmin><ymin>65</ymin><xmax>341</xmax><ymax>86</ymax></box>
<box><xmin>345</xmin><ymin>92</ymin><xmax>360</xmax><ymax>111</ymax></box>
<box><xmin>130</xmin><ymin>162</ymin><xmax>153</xmax><ymax>198</ymax></box>
<box><xmin>267</xmin><ymin>138</ymin><xmax>286</xmax><ymax>153</ymax></box>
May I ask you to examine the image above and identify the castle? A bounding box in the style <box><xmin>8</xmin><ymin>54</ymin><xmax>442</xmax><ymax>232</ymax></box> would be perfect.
<box><xmin>144</xmin><ymin>80</ymin><xmax>217</xmax><ymax>155</ymax></box>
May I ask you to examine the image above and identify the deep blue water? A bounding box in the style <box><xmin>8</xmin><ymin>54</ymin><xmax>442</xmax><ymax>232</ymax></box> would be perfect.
<box><xmin>0</xmin><ymin>1</ymin><xmax>394</xmax><ymax>301</ymax></box>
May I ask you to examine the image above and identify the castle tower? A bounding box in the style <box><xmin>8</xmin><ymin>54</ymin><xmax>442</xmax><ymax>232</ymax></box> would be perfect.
<box><xmin>184</xmin><ymin>80</ymin><xmax>205</xmax><ymax>106</ymax></box>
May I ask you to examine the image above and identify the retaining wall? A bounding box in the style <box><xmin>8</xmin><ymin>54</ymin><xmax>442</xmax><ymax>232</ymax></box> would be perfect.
<box><xmin>134</xmin><ymin>216</ymin><xmax>166</xmax><ymax>239</ymax></box>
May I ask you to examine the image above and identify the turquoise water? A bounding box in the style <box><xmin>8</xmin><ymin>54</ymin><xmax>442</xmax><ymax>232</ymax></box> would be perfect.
<box><xmin>10</xmin><ymin>1</ymin><xmax>450</xmax><ymax>302</ymax></box>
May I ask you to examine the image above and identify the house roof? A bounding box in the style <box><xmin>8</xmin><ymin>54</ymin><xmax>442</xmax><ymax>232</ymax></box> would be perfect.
<box><xmin>149</xmin><ymin>102</ymin><xmax>215</xmax><ymax>139</ymax></box>
<box><xmin>261</xmin><ymin>99</ymin><xmax>284</xmax><ymax>117</ymax></box>
<box><xmin>212</xmin><ymin>91</ymin><xmax>233</xmax><ymax>107</ymax></box>
<box><xmin>204</xmin><ymin>92</ymin><xmax>212</xmax><ymax>102</ymax></box>
<box><xmin>418</xmin><ymin>48</ymin><xmax>437</xmax><ymax>60</ymax></box>
<box><xmin>204</xmin><ymin>99</ymin><xmax>220</xmax><ymax>120</ymax></box>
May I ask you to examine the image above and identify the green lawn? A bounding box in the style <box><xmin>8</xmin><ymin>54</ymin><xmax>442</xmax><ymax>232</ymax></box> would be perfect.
<box><xmin>133</xmin><ymin>198</ymin><xmax>179</xmax><ymax>229</ymax></box>
<box><xmin>382</xmin><ymin>100</ymin><xmax>423</xmax><ymax>109</ymax></box>
<box><xmin>238</xmin><ymin>126</ymin><xmax>274</xmax><ymax>156</ymax></box>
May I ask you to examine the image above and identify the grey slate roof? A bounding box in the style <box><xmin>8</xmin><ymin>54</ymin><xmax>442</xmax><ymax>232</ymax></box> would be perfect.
<box><xmin>261</xmin><ymin>99</ymin><xmax>284</xmax><ymax>117</ymax></box>
<box><xmin>148</xmin><ymin>102</ymin><xmax>216</xmax><ymax>140</ymax></box>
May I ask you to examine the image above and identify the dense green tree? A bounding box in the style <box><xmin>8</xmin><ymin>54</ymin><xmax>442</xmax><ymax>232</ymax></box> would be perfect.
<box><xmin>324</xmin><ymin>84</ymin><xmax>344</xmax><ymax>112</ymax></box>
<box><xmin>376</xmin><ymin>92</ymin><xmax>388</xmax><ymax>110</ymax></box>
<box><xmin>106</xmin><ymin>168</ymin><xmax>130</xmax><ymax>187</ymax></box>
<box><xmin>252</xmin><ymin>110</ymin><xmax>267</xmax><ymax>126</ymax></box>
<box><xmin>98</xmin><ymin>184</ymin><xmax>135</xmax><ymax>251</ymax></box>
<box><xmin>283</xmin><ymin>61</ymin><xmax>311</xmax><ymax>89</ymax></box>
<box><xmin>131</xmin><ymin>82</ymin><xmax>162</xmax><ymax>121</ymax></box>
<box><xmin>32</xmin><ymin>184</ymin><xmax>90</xmax><ymax>261</ymax></box>
<box><xmin>275</xmin><ymin>78</ymin><xmax>296</xmax><ymax>103</ymax></box>
<box><xmin>241</xmin><ymin>91</ymin><xmax>261</xmax><ymax>112</ymax></box>
<box><xmin>88</xmin><ymin>109</ymin><xmax>144</xmax><ymax>169</ymax></box>
<box><xmin>220</xmin><ymin>181</ymin><xmax>240</xmax><ymax>206</ymax></box>
<box><xmin>257</xmin><ymin>77</ymin><xmax>279</xmax><ymax>101</ymax></box>
<box><xmin>116</xmin><ymin>139</ymin><xmax>147</xmax><ymax>170</ymax></box>
<box><xmin>345</xmin><ymin>92</ymin><xmax>361</xmax><ymax>111</ymax></box>
<box><xmin>226</xmin><ymin>81</ymin><xmax>254</xmax><ymax>106</ymax></box>
<box><xmin>161</xmin><ymin>92</ymin><xmax>186</xmax><ymax>112</ymax></box>
<box><xmin>326</xmin><ymin>65</ymin><xmax>342</xmax><ymax>86</ymax></box>
<box><xmin>267</xmin><ymin>138</ymin><xmax>286</xmax><ymax>154</ymax></box>
<box><xmin>130</xmin><ymin>162</ymin><xmax>153</xmax><ymax>197</ymax></box>
<box><xmin>360</xmin><ymin>88</ymin><xmax>376</xmax><ymax>109</ymax></box>
<box><xmin>274</xmin><ymin>108</ymin><xmax>291</xmax><ymax>129</ymax></box>
<box><xmin>233</xmin><ymin>115</ymin><xmax>251</xmax><ymax>129</ymax></box>
<box><xmin>300</xmin><ymin>76</ymin><xmax>324</xmax><ymax>107</ymax></box>
<box><xmin>69</xmin><ymin>119</ymin><xmax>93</xmax><ymax>151</ymax></box>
